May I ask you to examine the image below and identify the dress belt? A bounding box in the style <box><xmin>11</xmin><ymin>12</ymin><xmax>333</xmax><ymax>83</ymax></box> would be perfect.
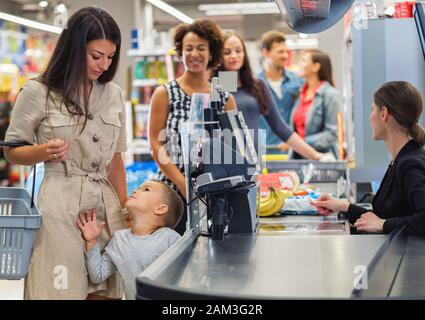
<box><xmin>44</xmin><ymin>159</ymin><xmax>126</xmax><ymax>235</ymax></box>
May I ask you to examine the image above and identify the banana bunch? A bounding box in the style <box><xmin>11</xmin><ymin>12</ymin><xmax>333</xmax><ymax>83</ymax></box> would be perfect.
<box><xmin>259</xmin><ymin>188</ymin><xmax>292</xmax><ymax>217</ymax></box>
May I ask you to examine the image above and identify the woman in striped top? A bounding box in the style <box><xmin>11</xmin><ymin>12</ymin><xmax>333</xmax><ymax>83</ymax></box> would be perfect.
<box><xmin>149</xmin><ymin>20</ymin><xmax>236</xmax><ymax>234</ymax></box>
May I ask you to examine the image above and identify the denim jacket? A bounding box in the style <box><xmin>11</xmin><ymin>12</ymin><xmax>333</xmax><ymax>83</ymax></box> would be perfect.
<box><xmin>258</xmin><ymin>69</ymin><xmax>303</xmax><ymax>146</ymax></box>
<box><xmin>290</xmin><ymin>81</ymin><xmax>341</xmax><ymax>157</ymax></box>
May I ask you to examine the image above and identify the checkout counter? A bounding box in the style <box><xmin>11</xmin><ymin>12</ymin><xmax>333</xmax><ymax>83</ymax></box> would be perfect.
<box><xmin>135</xmin><ymin>0</ymin><xmax>425</xmax><ymax>299</ymax></box>
<box><xmin>136</xmin><ymin>219</ymin><xmax>425</xmax><ymax>299</ymax></box>
<box><xmin>135</xmin><ymin>159</ymin><xmax>425</xmax><ymax>299</ymax></box>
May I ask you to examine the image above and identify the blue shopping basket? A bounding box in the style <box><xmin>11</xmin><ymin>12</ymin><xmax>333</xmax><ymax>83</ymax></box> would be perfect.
<box><xmin>0</xmin><ymin>141</ymin><xmax>41</xmax><ymax>280</ymax></box>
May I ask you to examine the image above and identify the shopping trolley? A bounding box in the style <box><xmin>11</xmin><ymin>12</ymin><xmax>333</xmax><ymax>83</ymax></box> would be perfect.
<box><xmin>0</xmin><ymin>141</ymin><xmax>41</xmax><ymax>280</ymax></box>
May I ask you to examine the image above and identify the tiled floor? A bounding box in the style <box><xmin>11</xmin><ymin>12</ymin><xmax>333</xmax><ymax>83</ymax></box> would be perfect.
<box><xmin>0</xmin><ymin>279</ymin><xmax>24</xmax><ymax>300</ymax></box>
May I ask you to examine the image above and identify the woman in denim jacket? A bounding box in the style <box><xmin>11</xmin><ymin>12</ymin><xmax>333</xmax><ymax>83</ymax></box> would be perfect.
<box><xmin>289</xmin><ymin>49</ymin><xmax>341</xmax><ymax>159</ymax></box>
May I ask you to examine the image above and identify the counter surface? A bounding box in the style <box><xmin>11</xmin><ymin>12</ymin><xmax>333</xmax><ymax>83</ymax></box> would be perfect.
<box><xmin>158</xmin><ymin>234</ymin><xmax>385</xmax><ymax>299</ymax></box>
<box><xmin>390</xmin><ymin>235</ymin><xmax>425</xmax><ymax>298</ymax></box>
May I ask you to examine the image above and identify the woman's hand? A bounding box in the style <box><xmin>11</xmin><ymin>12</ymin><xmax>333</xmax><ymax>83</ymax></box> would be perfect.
<box><xmin>76</xmin><ymin>208</ymin><xmax>105</xmax><ymax>251</ymax></box>
<box><xmin>354</xmin><ymin>212</ymin><xmax>385</xmax><ymax>233</ymax></box>
<box><xmin>318</xmin><ymin>152</ymin><xmax>336</xmax><ymax>162</ymax></box>
<box><xmin>311</xmin><ymin>193</ymin><xmax>350</xmax><ymax>215</ymax></box>
<box><xmin>46</xmin><ymin>138</ymin><xmax>69</xmax><ymax>162</ymax></box>
<box><xmin>279</xmin><ymin>142</ymin><xmax>289</xmax><ymax>151</ymax></box>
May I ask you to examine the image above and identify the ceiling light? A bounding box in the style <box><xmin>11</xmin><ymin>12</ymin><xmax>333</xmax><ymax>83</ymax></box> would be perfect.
<box><xmin>38</xmin><ymin>1</ymin><xmax>49</xmax><ymax>8</ymax></box>
<box><xmin>199</xmin><ymin>2</ymin><xmax>279</xmax><ymax>12</ymax></box>
<box><xmin>146</xmin><ymin>0</ymin><xmax>193</xmax><ymax>24</ymax></box>
<box><xmin>204</xmin><ymin>8</ymin><xmax>280</xmax><ymax>16</ymax></box>
<box><xmin>200</xmin><ymin>2</ymin><xmax>280</xmax><ymax>16</ymax></box>
<box><xmin>55</xmin><ymin>3</ymin><xmax>67</xmax><ymax>14</ymax></box>
<box><xmin>0</xmin><ymin>11</ymin><xmax>62</xmax><ymax>34</ymax></box>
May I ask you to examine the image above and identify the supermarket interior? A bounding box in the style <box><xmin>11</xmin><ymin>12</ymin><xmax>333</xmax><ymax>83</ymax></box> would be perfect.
<box><xmin>1</xmin><ymin>0</ymin><xmax>425</xmax><ymax>301</ymax></box>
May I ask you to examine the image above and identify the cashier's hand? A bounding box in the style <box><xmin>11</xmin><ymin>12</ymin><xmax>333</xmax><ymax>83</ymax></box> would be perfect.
<box><xmin>76</xmin><ymin>208</ymin><xmax>105</xmax><ymax>251</ymax></box>
<box><xmin>311</xmin><ymin>194</ymin><xmax>350</xmax><ymax>215</ymax></box>
<box><xmin>354</xmin><ymin>212</ymin><xmax>385</xmax><ymax>233</ymax></box>
<box><xmin>46</xmin><ymin>138</ymin><xmax>69</xmax><ymax>162</ymax></box>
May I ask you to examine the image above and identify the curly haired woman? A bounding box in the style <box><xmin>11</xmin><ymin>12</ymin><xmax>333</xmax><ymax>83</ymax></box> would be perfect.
<box><xmin>149</xmin><ymin>19</ymin><xmax>236</xmax><ymax>235</ymax></box>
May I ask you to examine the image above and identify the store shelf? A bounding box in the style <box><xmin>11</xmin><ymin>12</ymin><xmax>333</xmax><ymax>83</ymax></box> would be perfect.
<box><xmin>127</xmin><ymin>45</ymin><xmax>176</xmax><ymax>162</ymax></box>
<box><xmin>127</xmin><ymin>48</ymin><xmax>174</xmax><ymax>57</ymax></box>
<box><xmin>129</xmin><ymin>139</ymin><xmax>151</xmax><ymax>155</ymax></box>
<box><xmin>132</xmin><ymin>79</ymin><xmax>167</xmax><ymax>87</ymax></box>
<box><xmin>0</xmin><ymin>30</ymin><xmax>28</xmax><ymax>40</ymax></box>
<box><xmin>0</xmin><ymin>63</ymin><xmax>19</xmax><ymax>74</ymax></box>
<box><xmin>134</xmin><ymin>104</ymin><xmax>150</xmax><ymax>112</ymax></box>
<box><xmin>131</xmin><ymin>148</ymin><xmax>151</xmax><ymax>155</ymax></box>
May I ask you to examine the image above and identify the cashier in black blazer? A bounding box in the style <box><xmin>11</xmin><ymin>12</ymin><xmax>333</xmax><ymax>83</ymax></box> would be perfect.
<box><xmin>313</xmin><ymin>81</ymin><xmax>425</xmax><ymax>235</ymax></box>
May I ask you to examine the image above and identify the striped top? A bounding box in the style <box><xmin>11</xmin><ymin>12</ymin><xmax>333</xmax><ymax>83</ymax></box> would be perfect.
<box><xmin>157</xmin><ymin>80</ymin><xmax>229</xmax><ymax>194</ymax></box>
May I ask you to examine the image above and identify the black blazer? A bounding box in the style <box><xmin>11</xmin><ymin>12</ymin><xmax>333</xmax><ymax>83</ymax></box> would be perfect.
<box><xmin>347</xmin><ymin>139</ymin><xmax>425</xmax><ymax>235</ymax></box>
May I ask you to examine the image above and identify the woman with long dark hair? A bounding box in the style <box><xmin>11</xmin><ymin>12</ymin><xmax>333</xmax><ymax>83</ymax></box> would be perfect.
<box><xmin>4</xmin><ymin>7</ymin><xmax>127</xmax><ymax>299</ymax></box>
<box><xmin>218</xmin><ymin>32</ymin><xmax>323</xmax><ymax>160</ymax></box>
<box><xmin>313</xmin><ymin>81</ymin><xmax>425</xmax><ymax>235</ymax></box>
<box><xmin>290</xmin><ymin>49</ymin><xmax>341</xmax><ymax>159</ymax></box>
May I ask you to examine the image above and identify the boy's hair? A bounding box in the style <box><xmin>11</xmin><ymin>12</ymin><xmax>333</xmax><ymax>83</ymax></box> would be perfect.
<box><xmin>260</xmin><ymin>30</ymin><xmax>286</xmax><ymax>51</ymax></box>
<box><xmin>151</xmin><ymin>180</ymin><xmax>184</xmax><ymax>228</ymax></box>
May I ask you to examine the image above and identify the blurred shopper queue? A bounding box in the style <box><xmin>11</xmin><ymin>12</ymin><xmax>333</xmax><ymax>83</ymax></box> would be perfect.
<box><xmin>218</xmin><ymin>31</ymin><xmax>323</xmax><ymax>160</ymax></box>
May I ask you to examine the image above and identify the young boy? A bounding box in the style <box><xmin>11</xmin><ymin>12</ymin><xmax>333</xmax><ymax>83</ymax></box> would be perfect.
<box><xmin>76</xmin><ymin>179</ymin><xmax>184</xmax><ymax>300</ymax></box>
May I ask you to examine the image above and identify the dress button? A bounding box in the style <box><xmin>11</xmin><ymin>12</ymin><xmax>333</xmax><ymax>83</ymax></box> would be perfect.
<box><xmin>92</xmin><ymin>135</ymin><xmax>100</xmax><ymax>143</ymax></box>
<box><xmin>91</xmin><ymin>160</ymin><xmax>99</xmax><ymax>168</ymax></box>
<box><xmin>87</xmin><ymin>113</ymin><xmax>94</xmax><ymax>120</ymax></box>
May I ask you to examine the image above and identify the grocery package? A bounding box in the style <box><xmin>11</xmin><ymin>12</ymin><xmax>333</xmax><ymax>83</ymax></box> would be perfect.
<box><xmin>282</xmin><ymin>192</ymin><xmax>320</xmax><ymax>215</ymax></box>
<box><xmin>134</xmin><ymin>107</ymin><xmax>149</xmax><ymax>139</ymax></box>
<box><xmin>134</xmin><ymin>58</ymin><xmax>148</xmax><ymax>79</ymax></box>
<box><xmin>257</xmin><ymin>171</ymin><xmax>300</xmax><ymax>193</ymax></box>
<box><xmin>394</xmin><ymin>1</ymin><xmax>414</xmax><ymax>18</ymax></box>
<box><xmin>147</xmin><ymin>57</ymin><xmax>166</xmax><ymax>79</ymax></box>
<box><xmin>258</xmin><ymin>184</ymin><xmax>323</xmax><ymax>217</ymax></box>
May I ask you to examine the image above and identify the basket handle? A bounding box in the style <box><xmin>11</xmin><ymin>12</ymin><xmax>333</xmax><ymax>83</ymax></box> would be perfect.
<box><xmin>0</xmin><ymin>141</ymin><xmax>36</xmax><ymax>208</ymax></box>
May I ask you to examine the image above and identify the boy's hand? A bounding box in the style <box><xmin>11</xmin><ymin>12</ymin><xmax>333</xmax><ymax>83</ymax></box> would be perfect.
<box><xmin>76</xmin><ymin>208</ymin><xmax>105</xmax><ymax>250</ymax></box>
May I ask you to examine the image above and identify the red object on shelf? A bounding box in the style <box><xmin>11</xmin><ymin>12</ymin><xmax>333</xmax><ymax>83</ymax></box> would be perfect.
<box><xmin>258</xmin><ymin>172</ymin><xmax>298</xmax><ymax>193</ymax></box>
<box><xmin>394</xmin><ymin>2</ymin><xmax>414</xmax><ymax>19</ymax></box>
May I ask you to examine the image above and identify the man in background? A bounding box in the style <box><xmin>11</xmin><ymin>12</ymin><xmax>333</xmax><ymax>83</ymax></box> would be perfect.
<box><xmin>258</xmin><ymin>31</ymin><xmax>303</xmax><ymax>152</ymax></box>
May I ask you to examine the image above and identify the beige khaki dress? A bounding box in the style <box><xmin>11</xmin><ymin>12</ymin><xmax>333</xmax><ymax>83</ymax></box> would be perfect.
<box><xmin>5</xmin><ymin>79</ymin><xmax>127</xmax><ymax>299</ymax></box>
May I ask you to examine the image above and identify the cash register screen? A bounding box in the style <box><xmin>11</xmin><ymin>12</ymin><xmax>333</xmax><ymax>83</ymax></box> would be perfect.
<box><xmin>225</xmin><ymin>111</ymin><xmax>259</xmax><ymax>169</ymax></box>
